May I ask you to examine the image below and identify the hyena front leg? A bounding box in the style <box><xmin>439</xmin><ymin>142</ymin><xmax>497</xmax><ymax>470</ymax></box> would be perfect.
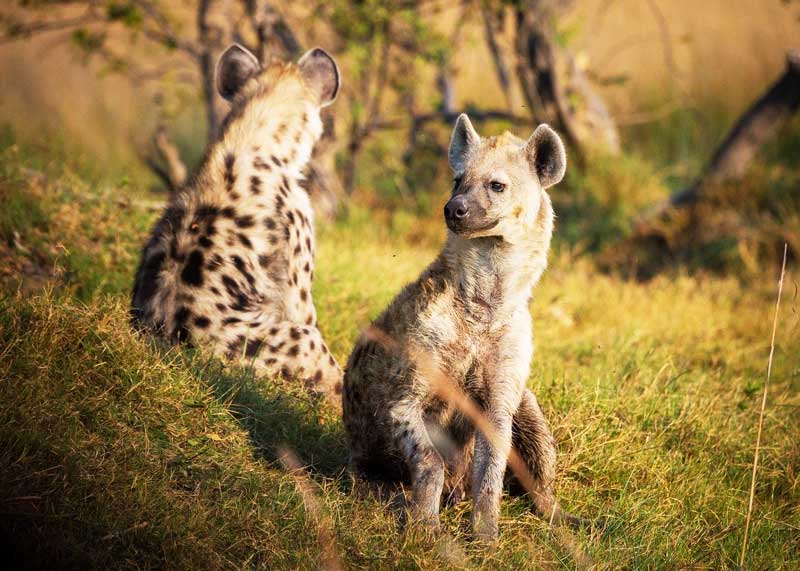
<box><xmin>391</xmin><ymin>402</ymin><xmax>446</xmax><ymax>528</ymax></box>
<box><xmin>470</xmin><ymin>404</ymin><xmax>516</xmax><ymax>541</ymax></box>
<box><xmin>512</xmin><ymin>389</ymin><xmax>587</xmax><ymax>528</ymax></box>
<box><xmin>225</xmin><ymin>320</ymin><xmax>343</xmax><ymax>406</ymax></box>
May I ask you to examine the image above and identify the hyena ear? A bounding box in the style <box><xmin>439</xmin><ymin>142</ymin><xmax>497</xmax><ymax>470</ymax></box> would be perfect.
<box><xmin>298</xmin><ymin>48</ymin><xmax>340</xmax><ymax>107</ymax></box>
<box><xmin>449</xmin><ymin>113</ymin><xmax>481</xmax><ymax>172</ymax></box>
<box><xmin>216</xmin><ymin>44</ymin><xmax>260</xmax><ymax>101</ymax></box>
<box><xmin>525</xmin><ymin>124</ymin><xmax>566</xmax><ymax>188</ymax></box>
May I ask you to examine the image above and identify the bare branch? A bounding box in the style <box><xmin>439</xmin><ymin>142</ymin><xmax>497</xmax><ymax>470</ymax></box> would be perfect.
<box><xmin>0</xmin><ymin>5</ymin><xmax>100</xmax><ymax>45</ymax></box>
<box><xmin>131</xmin><ymin>0</ymin><xmax>200</xmax><ymax>57</ymax></box>
<box><xmin>480</xmin><ymin>2</ymin><xmax>515</xmax><ymax>110</ymax></box>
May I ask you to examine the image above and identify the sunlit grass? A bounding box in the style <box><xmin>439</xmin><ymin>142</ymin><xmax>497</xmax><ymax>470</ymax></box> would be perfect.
<box><xmin>1</xmin><ymin>139</ymin><xmax>798</xmax><ymax>569</ymax></box>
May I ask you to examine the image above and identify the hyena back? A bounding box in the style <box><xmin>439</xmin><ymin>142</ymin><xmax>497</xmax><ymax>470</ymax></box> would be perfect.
<box><xmin>131</xmin><ymin>44</ymin><xmax>342</xmax><ymax>404</ymax></box>
<box><xmin>343</xmin><ymin>114</ymin><xmax>582</xmax><ymax>539</ymax></box>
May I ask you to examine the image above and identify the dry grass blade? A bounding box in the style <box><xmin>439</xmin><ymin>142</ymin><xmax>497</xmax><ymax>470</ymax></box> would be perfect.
<box><xmin>738</xmin><ymin>243</ymin><xmax>788</xmax><ymax>570</ymax></box>
<box><xmin>277</xmin><ymin>447</ymin><xmax>343</xmax><ymax>571</ymax></box>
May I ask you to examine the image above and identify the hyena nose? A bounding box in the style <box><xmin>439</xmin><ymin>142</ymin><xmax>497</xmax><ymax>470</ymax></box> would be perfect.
<box><xmin>444</xmin><ymin>195</ymin><xmax>470</xmax><ymax>221</ymax></box>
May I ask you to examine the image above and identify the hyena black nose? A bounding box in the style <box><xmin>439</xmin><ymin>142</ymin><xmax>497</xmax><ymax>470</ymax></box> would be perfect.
<box><xmin>444</xmin><ymin>195</ymin><xmax>470</xmax><ymax>221</ymax></box>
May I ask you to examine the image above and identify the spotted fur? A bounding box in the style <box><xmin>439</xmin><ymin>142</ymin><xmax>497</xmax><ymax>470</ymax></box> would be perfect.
<box><xmin>343</xmin><ymin>114</ymin><xmax>580</xmax><ymax>539</ymax></box>
<box><xmin>131</xmin><ymin>45</ymin><xmax>343</xmax><ymax>405</ymax></box>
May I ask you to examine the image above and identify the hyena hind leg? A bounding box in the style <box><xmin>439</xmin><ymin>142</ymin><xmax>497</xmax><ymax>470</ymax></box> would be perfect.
<box><xmin>511</xmin><ymin>389</ymin><xmax>590</xmax><ymax>529</ymax></box>
<box><xmin>392</xmin><ymin>404</ymin><xmax>446</xmax><ymax>528</ymax></box>
<box><xmin>226</xmin><ymin>320</ymin><xmax>343</xmax><ymax>407</ymax></box>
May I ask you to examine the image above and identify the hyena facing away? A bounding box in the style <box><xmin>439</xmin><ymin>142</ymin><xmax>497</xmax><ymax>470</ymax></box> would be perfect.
<box><xmin>131</xmin><ymin>44</ymin><xmax>343</xmax><ymax>405</ymax></box>
<box><xmin>343</xmin><ymin>114</ymin><xmax>583</xmax><ymax>540</ymax></box>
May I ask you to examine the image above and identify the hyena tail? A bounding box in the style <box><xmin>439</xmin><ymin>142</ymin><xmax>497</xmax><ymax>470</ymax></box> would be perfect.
<box><xmin>511</xmin><ymin>389</ymin><xmax>591</xmax><ymax>530</ymax></box>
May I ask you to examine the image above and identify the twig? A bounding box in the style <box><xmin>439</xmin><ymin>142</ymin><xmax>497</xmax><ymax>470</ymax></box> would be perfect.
<box><xmin>278</xmin><ymin>447</ymin><xmax>343</xmax><ymax>571</ymax></box>
<box><xmin>738</xmin><ymin>243</ymin><xmax>788</xmax><ymax>569</ymax></box>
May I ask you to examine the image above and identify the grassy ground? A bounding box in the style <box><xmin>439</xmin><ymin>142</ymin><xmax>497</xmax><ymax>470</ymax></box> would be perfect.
<box><xmin>1</xmin><ymin>140</ymin><xmax>799</xmax><ymax>570</ymax></box>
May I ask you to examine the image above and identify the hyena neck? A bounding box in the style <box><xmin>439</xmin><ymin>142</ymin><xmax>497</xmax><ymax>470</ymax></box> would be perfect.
<box><xmin>186</xmin><ymin>80</ymin><xmax>323</xmax><ymax>204</ymax></box>
<box><xmin>444</xmin><ymin>194</ymin><xmax>554</xmax><ymax>316</ymax></box>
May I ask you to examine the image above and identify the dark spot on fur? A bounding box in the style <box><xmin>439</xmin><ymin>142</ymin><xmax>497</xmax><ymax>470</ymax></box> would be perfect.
<box><xmin>270</xmin><ymin>155</ymin><xmax>282</xmax><ymax>167</ymax></box>
<box><xmin>250</xmin><ymin>176</ymin><xmax>262</xmax><ymax>195</ymax></box>
<box><xmin>199</xmin><ymin>235</ymin><xmax>213</xmax><ymax>248</ymax></box>
<box><xmin>207</xmin><ymin>254</ymin><xmax>224</xmax><ymax>271</ymax></box>
<box><xmin>235</xmin><ymin>215</ymin><xmax>255</xmax><ymax>228</ymax></box>
<box><xmin>172</xmin><ymin>306</ymin><xmax>191</xmax><ymax>343</ymax></box>
<box><xmin>288</xmin><ymin>345</ymin><xmax>299</xmax><ymax>357</ymax></box>
<box><xmin>303</xmin><ymin>262</ymin><xmax>310</xmax><ymax>273</ymax></box>
<box><xmin>300</xmin><ymin>289</ymin><xmax>308</xmax><ymax>301</ymax></box>
<box><xmin>194</xmin><ymin>316</ymin><xmax>211</xmax><ymax>328</ymax></box>
<box><xmin>245</xmin><ymin>338</ymin><xmax>263</xmax><ymax>358</ymax></box>
<box><xmin>237</xmin><ymin>233</ymin><xmax>253</xmax><ymax>249</ymax></box>
<box><xmin>215</xmin><ymin>303</ymin><xmax>227</xmax><ymax>311</ymax></box>
<box><xmin>131</xmin><ymin>250</ymin><xmax>165</xmax><ymax>315</ymax></box>
<box><xmin>231</xmin><ymin>255</ymin><xmax>255</xmax><ymax>287</ymax></box>
<box><xmin>290</xmin><ymin>327</ymin><xmax>301</xmax><ymax>341</ymax></box>
<box><xmin>264</xmin><ymin>218</ymin><xmax>276</xmax><ymax>230</ymax></box>
<box><xmin>221</xmin><ymin>206</ymin><xmax>236</xmax><ymax>218</ymax></box>
<box><xmin>181</xmin><ymin>250</ymin><xmax>204</xmax><ymax>286</ymax></box>
<box><xmin>287</xmin><ymin>211</ymin><xmax>295</xmax><ymax>225</ymax></box>
<box><xmin>223</xmin><ymin>317</ymin><xmax>241</xmax><ymax>325</ymax></box>
<box><xmin>253</xmin><ymin>156</ymin><xmax>271</xmax><ymax>171</ymax></box>
<box><xmin>257</xmin><ymin>254</ymin><xmax>270</xmax><ymax>268</ymax></box>
<box><xmin>224</xmin><ymin>153</ymin><xmax>236</xmax><ymax>192</ymax></box>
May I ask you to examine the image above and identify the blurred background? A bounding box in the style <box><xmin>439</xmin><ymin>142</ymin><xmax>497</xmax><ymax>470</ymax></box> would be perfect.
<box><xmin>1</xmin><ymin>0</ymin><xmax>799</xmax><ymax>276</ymax></box>
<box><xmin>2</xmin><ymin>4</ymin><xmax>800</xmax><ymax>568</ymax></box>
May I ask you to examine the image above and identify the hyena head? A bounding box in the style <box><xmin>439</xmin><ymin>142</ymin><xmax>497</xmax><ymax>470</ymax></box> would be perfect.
<box><xmin>216</xmin><ymin>43</ymin><xmax>340</xmax><ymax>115</ymax></box>
<box><xmin>444</xmin><ymin>114</ymin><xmax>566</xmax><ymax>244</ymax></box>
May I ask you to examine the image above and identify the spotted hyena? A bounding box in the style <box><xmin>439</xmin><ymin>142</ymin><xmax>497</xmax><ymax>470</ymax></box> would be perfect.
<box><xmin>131</xmin><ymin>44</ymin><xmax>343</xmax><ymax>404</ymax></box>
<box><xmin>343</xmin><ymin>114</ymin><xmax>583</xmax><ymax>539</ymax></box>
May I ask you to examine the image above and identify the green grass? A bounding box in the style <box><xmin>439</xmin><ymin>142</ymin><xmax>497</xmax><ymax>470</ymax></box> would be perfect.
<box><xmin>1</xmin><ymin>141</ymin><xmax>798</xmax><ymax>570</ymax></box>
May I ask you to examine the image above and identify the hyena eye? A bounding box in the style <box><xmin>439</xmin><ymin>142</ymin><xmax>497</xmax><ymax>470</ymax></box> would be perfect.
<box><xmin>489</xmin><ymin>181</ymin><xmax>505</xmax><ymax>193</ymax></box>
<box><xmin>453</xmin><ymin>177</ymin><xmax>462</xmax><ymax>190</ymax></box>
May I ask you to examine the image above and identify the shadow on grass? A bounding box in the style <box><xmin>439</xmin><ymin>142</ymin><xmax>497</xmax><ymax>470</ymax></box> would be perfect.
<box><xmin>187</xmin><ymin>354</ymin><xmax>349</xmax><ymax>478</ymax></box>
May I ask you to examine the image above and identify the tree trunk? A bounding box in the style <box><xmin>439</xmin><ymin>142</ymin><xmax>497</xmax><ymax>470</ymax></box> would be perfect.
<box><xmin>634</xmin><ymin>49</ymin><xmax>800</xmax><ymax>233</ymax></box>
<box><xmin>513</xmin><ymin>0</ymin><xmax>619</xmax><ymax>158</ymax></box>
<box><xmin>481</xmin><ymin>4</ymin><xmax>516</xmax><ymax>110</ymax></box>
<box><xmin>197</xmin><ymin>0</ymin><xmax>224</xmax><ymax>140</ymax></box>
<box><xmin>671</xmin><ymin>50</ymin><xmax>800</xmax><ymax>207</ymax></box>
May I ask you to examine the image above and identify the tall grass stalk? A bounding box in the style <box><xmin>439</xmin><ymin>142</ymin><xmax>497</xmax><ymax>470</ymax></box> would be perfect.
<box><xmin>738</xmin><ymin>244</ymin><xmax>788</xmax><ymax>569</ymax></box>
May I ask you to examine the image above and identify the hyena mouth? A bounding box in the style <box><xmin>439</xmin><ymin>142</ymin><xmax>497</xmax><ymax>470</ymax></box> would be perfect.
<box><xmin>447</xmin><ymin>219</ymin><xmax>499</xmax><ymax>236</ymax></box>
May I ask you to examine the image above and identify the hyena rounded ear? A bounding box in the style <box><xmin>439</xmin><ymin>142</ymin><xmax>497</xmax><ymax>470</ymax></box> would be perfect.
<box><xmin>216</xmin><ymin>44</ymin><xmax>260</xmax><ymax>101</ymax></box>
<box><xmin>298</xmin><ymin>48</ymin><xmax>340</xmax><ymax>107</ymax></box>
<box><xmin>525</xmin><ymin>124</ymin><xmax>566</xmax><ymax>189</ymax></box>
<box><xmin>449</xmin><ymin>113</ymin><xmax>481</xmax><ymax>172</ymax></box>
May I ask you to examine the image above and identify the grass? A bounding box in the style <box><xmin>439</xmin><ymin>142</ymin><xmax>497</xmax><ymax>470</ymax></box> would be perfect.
<box><xmin>1</xmin><ymin>139</ymin><xmax>799</xmax><ymax>570</ymax></box>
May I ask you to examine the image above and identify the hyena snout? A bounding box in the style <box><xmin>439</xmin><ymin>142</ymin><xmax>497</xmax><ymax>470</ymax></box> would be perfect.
<box><xmin>444</xmin><ymin>194</ymin><xmax>469</xmax><ymax>222</ymax></box>
<box><xmin>444</xmin><ymin>193</ymin><xmax>493</xmax><ymax>235</ymax></box>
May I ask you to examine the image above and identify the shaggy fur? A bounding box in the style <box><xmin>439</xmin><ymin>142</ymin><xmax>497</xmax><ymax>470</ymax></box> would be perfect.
<box><xmin>343</xmin><ymin>114</ymin><xmax>577</xmax><ymax>539</ymax></box>
<box><xmin>131</xmin><ymin>45</ymin><xmax>342</xmax><ymax>404</ymax></box>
